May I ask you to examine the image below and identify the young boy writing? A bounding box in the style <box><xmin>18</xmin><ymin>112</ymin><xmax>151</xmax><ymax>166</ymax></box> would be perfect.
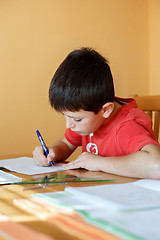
<box><xmin>33</xmin><ymin>47</ymin><xmax>160</xmax><ymax>179</ymax></box>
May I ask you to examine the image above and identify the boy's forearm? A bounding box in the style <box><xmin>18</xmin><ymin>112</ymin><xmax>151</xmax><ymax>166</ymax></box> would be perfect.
<box><xmin>51</xmin><ymin>138</ymin><xmax>76</xmax><ymax>162</ymax></box>
<box><xmin>98</xmin><ymin>145</ymin><xmax>160</xmax><ymax>179</ymax></box>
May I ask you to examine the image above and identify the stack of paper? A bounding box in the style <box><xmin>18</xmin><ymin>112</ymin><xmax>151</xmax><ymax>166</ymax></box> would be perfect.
<box><xmin>0</xmin><ymin>170</ymin><xmax>22</xmax><ymax>184</ymax></box>
<box><xmin>32</xmin><ymin>179</ymin><xmax>160</xmax><ymax>240</ymax></box>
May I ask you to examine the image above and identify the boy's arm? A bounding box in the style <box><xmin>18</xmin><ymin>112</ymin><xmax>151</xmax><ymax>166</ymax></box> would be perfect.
<box><xmin>64</xmin><ymin>144</ymin><xmax>160</xmax><ymax>179</ymax></box>
<box><xmin>33</xmin><ymin>137</ymin><xmax>77</xmax><ymax>166</ymax></box>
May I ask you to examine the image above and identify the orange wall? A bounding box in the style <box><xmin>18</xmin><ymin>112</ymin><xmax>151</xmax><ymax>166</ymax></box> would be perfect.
<box><xmin>0</xmin><ymin>0</ymin><xmax>149</xmax><ymax>158</ymax></box>
<box><xmin>149</xmin><ymin>0</ymin><xmax>160</xmax><ymax>94</ymax></box>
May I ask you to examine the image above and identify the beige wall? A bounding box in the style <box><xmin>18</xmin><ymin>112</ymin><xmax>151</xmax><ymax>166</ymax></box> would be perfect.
<box><xmin>0</xmin><ymin>0</ymin><xmax>151</xmax><ymax>157</ymax></box>
<box><xmin>149</xmin><ymin>0</ymin><xmax>160</xmax><ymax>94</ymax></box>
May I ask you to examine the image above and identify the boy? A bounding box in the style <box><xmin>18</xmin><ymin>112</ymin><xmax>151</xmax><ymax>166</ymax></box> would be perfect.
<box><xmin>33</xmin><ymin>47</ymin><xmax>160</xmax><ymax>179</ymax></box>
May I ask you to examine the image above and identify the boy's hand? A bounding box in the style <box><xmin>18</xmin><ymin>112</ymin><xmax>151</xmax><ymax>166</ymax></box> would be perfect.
<box><xmin>63</xmin><ymin>152</ymin><xmax>100</xmax><ymax>171</ymax></box>
<box><xmin>32</xmin><ymin>146</ymin><xmax>55</xmax><ymax>167</ymax></box>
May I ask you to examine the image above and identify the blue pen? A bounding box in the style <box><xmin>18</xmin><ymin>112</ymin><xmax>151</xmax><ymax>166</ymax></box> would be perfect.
<box><xmin>36</xmin><ymin>129</ymin><xmax>54</xmax><ymax>166</ymax></box>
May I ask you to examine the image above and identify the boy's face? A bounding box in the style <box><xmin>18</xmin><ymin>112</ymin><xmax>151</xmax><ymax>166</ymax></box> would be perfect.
<box><xmin>62</xmin><ymin>109</ymin><xmax>107</xmax><ymax>136</ymax></box>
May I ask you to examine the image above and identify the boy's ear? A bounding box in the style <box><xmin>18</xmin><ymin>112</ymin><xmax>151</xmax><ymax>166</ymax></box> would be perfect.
<box><xmin>102</xmin><ymin>102</ymin><xmax>114</xmax><ymax>118</ymax></box>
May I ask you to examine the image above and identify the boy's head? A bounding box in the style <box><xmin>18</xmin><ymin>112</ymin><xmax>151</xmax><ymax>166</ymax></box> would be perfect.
<box><xmin>49</xmin><ymin>47</ymin><xmax>115</xmax><ymax>114</ymax></box>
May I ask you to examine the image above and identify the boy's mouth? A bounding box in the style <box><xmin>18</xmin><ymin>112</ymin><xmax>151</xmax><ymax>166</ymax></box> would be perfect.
<box><xmin>73</xmin><ymin>130</ymin><xmax>85</xmax><ymax>135</ymax></box>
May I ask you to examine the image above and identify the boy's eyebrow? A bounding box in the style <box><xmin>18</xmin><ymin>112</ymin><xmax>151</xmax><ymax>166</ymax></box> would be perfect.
<box><xmin>61</xmin><ymin>112</ymin><xmax>82</xmax><ymax>119</ymax></box>
<box><xmin>61</xmin><ymin>112</ymin><xmax>75</xmax><ymax>118</ymax></box>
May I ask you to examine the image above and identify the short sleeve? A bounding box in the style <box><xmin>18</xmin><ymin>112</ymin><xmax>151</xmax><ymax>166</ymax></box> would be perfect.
<box><xmin>116</xmin><ymin>121</ymin><xmax>160</xmax><ymax>155</ymax></box>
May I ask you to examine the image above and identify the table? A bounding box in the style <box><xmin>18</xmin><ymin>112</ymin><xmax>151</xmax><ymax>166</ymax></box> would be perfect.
<box><xmin>0</xmin><ymin>157</ymin><xmax>139</xmax><ymax>240</ymax></box>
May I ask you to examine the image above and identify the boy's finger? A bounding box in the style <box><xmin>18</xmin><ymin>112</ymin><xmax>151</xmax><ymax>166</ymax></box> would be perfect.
<box><xmin>63</xmin><ymin>160</ymin><xmax>81</xmax><ymax>169</ymax></box>
<box><xmin>47</xmin><ymin>154</ymin><xmax>54</xmax><ymax>164</ymax></box>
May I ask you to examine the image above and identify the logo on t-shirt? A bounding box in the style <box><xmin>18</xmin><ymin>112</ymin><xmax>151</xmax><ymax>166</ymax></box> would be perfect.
<box><xmin>86</xmin><ymin>142</ymin><xmax>98</xmax><ymax>155</ymax></box>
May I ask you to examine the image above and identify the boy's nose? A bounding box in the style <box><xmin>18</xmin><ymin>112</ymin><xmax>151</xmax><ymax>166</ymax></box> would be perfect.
<box><xmin>66</xmin><ymin>118</ymin><xmax>75</xmax><ymax>129</ymax></box>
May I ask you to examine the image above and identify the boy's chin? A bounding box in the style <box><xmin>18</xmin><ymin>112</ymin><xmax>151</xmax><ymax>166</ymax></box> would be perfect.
<box><xmin>79</xmin><ymin>132</ymin><xmax>91</xmax><ymax>136</ymax></box>
<box><xmin>73</xmin><ymin>131</ymin><xmax>91</xmax><ymax>136</ymax></box>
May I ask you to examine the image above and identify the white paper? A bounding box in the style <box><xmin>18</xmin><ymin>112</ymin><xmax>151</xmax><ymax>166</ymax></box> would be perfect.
<box><xmin>81</xmin><ymin>205</ymin><xmax>160</xmax><ymax>240</ymax></box>
<box><xmin>0</xmin><ymin>170</ymin><xmax>22</xmax><ymax>184</ymax></box>
<box><xmin>0</xmin><ymin>157</ymin><xmax>65</xmax><ymax>175</ymax></box>
<box><xmin>133</xmin><ymin>179</ymin><xmax>160</xmax><ymax>191</ymax></box>
<box><xmin>65</xmin><ymin>181</ymin><xmax>160</xmax><ymax>210</ymax></box>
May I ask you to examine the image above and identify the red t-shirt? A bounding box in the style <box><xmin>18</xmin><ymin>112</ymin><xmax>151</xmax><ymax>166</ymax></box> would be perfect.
<box><xmin>65</xmin><ymin>97</ymin><xmax>160</xmax><ymax>157</ymax></box>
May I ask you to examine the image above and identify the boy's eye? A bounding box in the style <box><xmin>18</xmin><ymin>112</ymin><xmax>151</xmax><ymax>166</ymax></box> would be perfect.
<box><xmin>74</xmin><ymin>119</ymin><xmax>82</xmax><ymax>122</ymax></box>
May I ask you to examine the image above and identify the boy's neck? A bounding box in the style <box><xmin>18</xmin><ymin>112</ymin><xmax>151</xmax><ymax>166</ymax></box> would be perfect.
<box><xmin>105</xmin><ymin>101</ymin><xmax>122</xmax><ymax>124</ymax></box>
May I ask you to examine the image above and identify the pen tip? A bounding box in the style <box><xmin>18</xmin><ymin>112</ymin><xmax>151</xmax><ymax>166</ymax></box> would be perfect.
<box><xmin>50</xmin><ymin>161</ymin><xmax>54</xmax><ymax>166</ymax></box>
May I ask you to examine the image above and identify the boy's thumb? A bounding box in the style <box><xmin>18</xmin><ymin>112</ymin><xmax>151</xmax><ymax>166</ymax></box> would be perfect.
<box><xmin>47</xmin><ymin>153</ymin><xmax>55</xmax><ymax>162</ymax></box>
